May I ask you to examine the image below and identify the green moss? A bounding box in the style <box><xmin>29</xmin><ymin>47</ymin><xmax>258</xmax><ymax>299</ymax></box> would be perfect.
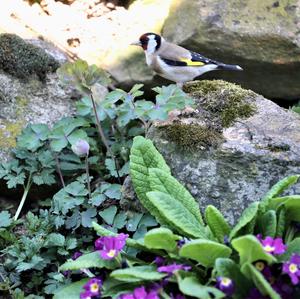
<box><xmin>0</xmin><ymin>121</ymin><xmax>24</xmax><ymax>148</ymax></box>
<box><xmin>0</xmin><ymin>33</ymin><xmax>59</xmax><ymax>81</ymax></box>
<box><xmin>164</xmin><ymin>123</ymin><xmax>223</xmax><ymax>150</ymax></box>
<box><xmin>183</xmin><ymin>80</ymin><xmax>257</xmax><ymax>127</ymax></box>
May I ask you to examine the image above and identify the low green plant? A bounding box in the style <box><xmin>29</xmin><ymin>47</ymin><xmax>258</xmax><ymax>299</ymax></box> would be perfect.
<box><xmin>53</xmin><ymin>137</ymin><xmax>300</xmax><ymax>299</ymax></box>
<box><xmin>0</xmin><ymin>60</ymin><xmax>193</xmax><ymax>297</ymax></box>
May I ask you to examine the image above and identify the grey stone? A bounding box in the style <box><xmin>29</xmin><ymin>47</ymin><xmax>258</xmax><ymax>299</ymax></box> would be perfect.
<box><xmin>147</xmin><ymin>80</ymin><xmax>300</xmax><ymax>225</ymax></box>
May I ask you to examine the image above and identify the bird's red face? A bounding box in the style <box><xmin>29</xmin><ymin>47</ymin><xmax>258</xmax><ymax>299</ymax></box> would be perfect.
<box><xmin>131</xmin><ymin>33</ymin><xmax>161</xmax><ymax>53</ymax></box>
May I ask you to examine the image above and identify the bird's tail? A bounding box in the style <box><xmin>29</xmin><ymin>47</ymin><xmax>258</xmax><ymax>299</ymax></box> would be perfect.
<box><xmin>217</xmin><ymin>64</ymin><xmax>243</xmax><ymax>71</ymax></box>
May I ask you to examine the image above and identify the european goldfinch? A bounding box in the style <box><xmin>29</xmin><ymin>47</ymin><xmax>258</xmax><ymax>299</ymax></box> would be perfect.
<box><xmin>131</xmin><ymin>33</ymin><xmax>243</xmax><ymax>86</ymax></box>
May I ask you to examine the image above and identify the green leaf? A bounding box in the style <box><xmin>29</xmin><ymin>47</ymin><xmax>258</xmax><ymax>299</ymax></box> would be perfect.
<box><xmin>276</xmin><ymin>207</ymin><xmax>286</xmax><ymax>237</ymax></box>
<box><xmin>45</xmin><ymin>233</ymin><xmax>65</xmax><ymax>247</ymax></box>
<box><xmin>179</xmin><ymin>239</ymin><xmax>232</xmax><ymax>267</ymax></box>
<box><xmin>81</xmin><ymin>208</ymin><xmax>97</xmax><ymax>227</ymax></box>
<box><xmin>113</xmin><ymin>212</ymin><xmax>127</xmax><ymax>229</ymax></box>
<box><xmin>126</xmin><ymin>212</ymin><xmax>143</xmax><ymax>232</ymax></box>
<box><xmin>260</xmin><ymin>210</ymin><xmax>277</xmax><ymax>238</ymax></box>
<box><xmin>231</xmin><ymin>235</ymin><xmax>276</xmax><ymax>265</ymax></box>
<box><xmin>215</xmin><ymin>258</ymin><xmax>252</xmax><ymax>298</ymax></box>
<box><xmin>241</xmin><ymin>263</ymin><xmax>280</xmax><ymax>299</ymax></box>
<box><xmin>260</xmin><ymin>175</ymin><xmax>300</xmax><ymax>212</ymax></box>
<box><xmin>53</xmin><ymin>279</ymin><xmax>89</xmax><ymax>299</ymax></box>
<box><xmin>205</xmin><ymin>205</ymin><xmax>231</xmax><ymax>242</ymax></box>
<box><xmin>130</xmin><ymin>136</ymin><xmax>170</xmax><ymax>224</ymax></box>
<box><xmin>267</xmin><ymin>195</ymin><xmax>300</xmax><ymax>210</ymax></box>
<box><xmin>67</xmin><ymin>129</ymin><xmax>88</xmax><ymax>145</ymax></box>
<box><xmin>277</xmin><ymin>237</ymin><xmax>300</xmax><ymax>262</ymax></box>
<box><xmin>0</xmin><ymin>211</ymin><xmax>12</xmax><ymax>227</ymax></box>
<box><xmin>283</xmin><ymin>197</ymin><xmax>300</xmax><ymax>222</ymax></box>
<box><xmin>144</xmin><ymin>228</ymin><xmax>178</xmax><ymax>252</ymax></box>
<box><xmin>148</xmin><ymin>168</ymin><xmax>204</xmax><ymax>225</ymax></box>
<box><xmin>103</xmin><ymin>184</ymin><xmax>122</xmax><ymax>199</ymax></box>
<box><xmin>99</xmin><ymin>206</ymin><xmax>118</xmax><ymax>225</ymax></box>
<box><xmin>229</xmin><ymin>202</ymin><xmax>259</xmax><ymax>240</ymax></box>
<box><xmin>59</xmin><ymin>251</ymin><xmax>118</xmax><ymax>271</ymax></box>
<box><xmin>50</xmin><ymin>137</ymin><xmax>68</xmax><ymax>152</ymax></box>
<box><xmin>178</xmin><ymin>277</ymin><xmax>225</xmax><ymax>299</ymax></box>
<box><xmin>64</xmin><ymin>181</ymin><xmax>88</xmax><ymax>197</ymax></box>
<box><xmin>147</xmin><ymin>191</ymin><xmax>207</xmax><ymax>238</ymax></box>
<box><xmin>110</xmin><ymin>266</ymin><xmax>165</xmax><ymax>282</ymax></box>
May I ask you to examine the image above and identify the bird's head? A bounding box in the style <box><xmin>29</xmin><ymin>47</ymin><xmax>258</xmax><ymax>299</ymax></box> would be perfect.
<box><xmin>131</xmin><ymin>33</ymin><xmax>162</xmax><ymax>54</ymax></box>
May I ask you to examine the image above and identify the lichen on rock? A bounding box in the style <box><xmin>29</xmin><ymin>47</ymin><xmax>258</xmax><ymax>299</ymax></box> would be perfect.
<box><xmin>0</xmin><ymin>33</ymin><xmax>60</xmax><ymax>81</ymax></box>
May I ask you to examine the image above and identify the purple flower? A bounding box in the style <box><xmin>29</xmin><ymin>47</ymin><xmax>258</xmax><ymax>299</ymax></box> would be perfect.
<box><xmin>95</xmin><ymin>233</ymin><xmax>128</xmax><ymax>260</ymax></box>
<box><xmin>246</xmin><ymin>288</ymin><xmax>268</xmax><ymax>299</ymax></box>
<box><xmin>119</xmin><ymin>286</ymin><xmax>159</xmax><ymax>299</ymax></box>
<box><xmin>80</xmin><ymin>278</ymin><xmax>102</xmax><ymax>298</ymax></box>
<box><xmin>154</xmin><ymin>256</ymin><xmax>165</xmax><ymax>267</ymax></box>
<box><xmin>257</xmin><ymin>235</ymin><xmax>286</xmax><ymax>255</ymax></box>
<box><xmin>72</xmin><ymin>139</ymin><xmax>90</xmax><ymax>156</ymax></box>
<box><xmin>216</xmin><ymin>277</ymin><xmax>235</xmax><ymax>296</ymax></box>
<box><xmin>72</xmin><ymin>251</ymin><xmax>83</xmax><ymax>260</ymax></box>
<box><xmin>170</xmin><ymin>294</ymin><xmax>185</xmax><ymax>299</ymax></box>
<box><xmin>157</xmin><ymin>263</ymin><xmax>191</xmax><ymax>275</ymax></box>
<box><xmin>282</xmin><ymin>254</ymin><xmax>300</xmax><ymax>285</ymax></box>
<box><xmin>254</xmin><ymin>261</ymin><xmax>273</xmax><ymax>281</ymax></box>
<box><xmin>80</xmin><ymin>291</ymin><xmax>94</xmax><ymax>299</ymax></box>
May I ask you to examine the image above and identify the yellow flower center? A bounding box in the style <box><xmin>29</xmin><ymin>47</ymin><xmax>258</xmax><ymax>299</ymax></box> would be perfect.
<box><xmin>90</xmin><ymin>283</ymin><xmax>99</xmax><ymax>293</ymax></box>
<box><xmin>289</xmin><ymin>263</ymin><xmax>298</xmax><ymax>273</ymax></box>
<box><xmin>263</xmin><ymin>245</ymin><xmax>275</xmax><ymax>252</ymax></box>
<box><xmin>255</xmin><ymin>262</ymin><xmax>265</xmax><ymax>271</ymax></box>
<box><xmin>221</xmin><ymin>277</ymin><xmax>231</xmax><ymax>286</ymax></box>
<box><xmin>107</xmin><ymin>249</ymin><xmax>117</xmax><ymax>258</ymax></box>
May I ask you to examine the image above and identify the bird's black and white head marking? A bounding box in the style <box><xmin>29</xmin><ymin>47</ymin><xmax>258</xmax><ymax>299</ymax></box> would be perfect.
<box><xmin>139</xmin><ymin>33</ymin><xmax>161</xmax><ymax>53</ymax></box>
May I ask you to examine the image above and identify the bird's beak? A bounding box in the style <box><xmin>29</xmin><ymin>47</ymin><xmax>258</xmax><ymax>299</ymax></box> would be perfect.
<box><xmin>130</xmin><ymin>40</ymin><xmax>141</xmax><ymax>46</ymax></box>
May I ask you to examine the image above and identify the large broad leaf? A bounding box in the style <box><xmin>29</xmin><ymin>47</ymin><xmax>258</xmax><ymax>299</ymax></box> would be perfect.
<box><xmin>205</xmin><ymin>205</ymin><xmax>231</xmax><ymax>243</ymax></box>
<box><xmin>215</xmin><ymin>258</ymin><xmax>252</xmax><ymax>298</ymax></box>
<box><xmin>179</xmin><ymin>239</ymin><xmax>231</xmax><ymax>267</ymax></box>
<box><xmin>148</xmin><ymin>168</ymin><xmax>204</xmax><ymax>225</ymax></box>
<box><xmin>260</xmin><ymin>175</ymin><xmax>300</xmax><ymax>212</ymax></box>
<box><xmin>284</xmin><ymin>197</ymin><xmax>300</xmax><ymax>222</ymax></box>
<box><xmin>231</xmin><ymin>235</ymin><xmax>276</xmax><ymax>265</ymax></box>
<box><xmin>53</xmin><ymin>279</ymin><xmax>88</xmax><ymax>299</ymax></box>
<box><xmin>146</xmin><ymin>191</ymin><xmax>207</xmax><ymax>238</ymax></box>
<box><xmin>267</xmin><ymin>195</ymin><xmax>300</xmax><ymax>210</ymax></box>
<box><xmin>229</xmin><ymin>202</ymin><xmax>259</xmax><ymax>240</ymax></box>
<box><xmin>59</xmin><ymin>251</ymin><xmax>118</xmax><ymax>271</ymax></box>
<box><xmin>276</xmin><ymin>207</ymin><xmax>286</xmax><ymax>238</ymax></box>
<box><xmin>277</xmin><ymin>238</ymin><xmax>300</xmax><ymax>262</ymax></box>
<box><xmin>260</xmin><ymin>210</ymin><xmax>277</xmax><ymax>238</ymax></box>
<box><xmin>130</xmin><ymin>136</ymin><xmax>170</xmax><ymax>224</ymax></box>
<box><xmin>178</xmin><ymin>277</ymin><xmax>225</xmax><ymax>299</ymax></box>
<box><xmin>144</xmin><ymin>227</ymin><xmax>178</xmax><ymax>252</ymax></box>
<box><xmin>110</xmin><ymin>265</ymin><xmax>165</xmax><ymax>282</ymax></box>
<box><xmin>241</xmin><ymin>263</ymin><xmax>280</xmax><ymax>299</ymax></box>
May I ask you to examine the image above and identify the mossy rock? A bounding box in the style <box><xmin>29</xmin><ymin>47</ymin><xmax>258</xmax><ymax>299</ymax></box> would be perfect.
<box><xmin>0</xmin><ymin>33</ymin><xmax>59</xmax><ymax>81</ymax></box>
<box><xmin>184</xmin><ymin>80</ymin><xmax>257</xmax><ymax>128</ymax></box>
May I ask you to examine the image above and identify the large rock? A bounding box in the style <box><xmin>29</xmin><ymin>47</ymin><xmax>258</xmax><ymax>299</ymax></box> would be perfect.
<box><xmin>148</xmin><ymin>80</ymin><xmax>300</xmax><ymax>224</ymax></box>
<box><xmin>162</xmin><ymin>0</ymin><xmax>300</xmax><ymax>100</ymax></box>
<box><xmin>0</xmin><ymin>34</ymin><xmax>77</xmax><ymax>162</ymax></box>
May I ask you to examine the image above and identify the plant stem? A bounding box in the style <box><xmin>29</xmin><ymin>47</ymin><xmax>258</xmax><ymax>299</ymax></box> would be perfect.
<box><xmin>89</xmin><ymin>92</ymin><xmax>121</xmax><ymax>183</ymax></box>
<box><xmin>85</xmin><ymin>154</ymin><xmax>91</xmax><ymax>199</ymax></box>
<box><xmin>54</xmin><ymin>154</ymin><xmax>65</xmax><ymax>188</ymax></box>
<box><xmin>14</xmin><ymin>173</ymin><xmax>32</xmax><ymax>221</ymax></box>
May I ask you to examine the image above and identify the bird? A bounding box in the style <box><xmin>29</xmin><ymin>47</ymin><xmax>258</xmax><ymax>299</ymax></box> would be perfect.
<box><xmin>131</xmin><ymin>33</ymin><xmax>243</xmax><ymax>87</ymax></box>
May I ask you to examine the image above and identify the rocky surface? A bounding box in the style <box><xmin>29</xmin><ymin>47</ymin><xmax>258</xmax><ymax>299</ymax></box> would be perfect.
<box><xmin>163</xmin><ymin>0</ymin><xmax>300</xmax><ymax>100</ymax></box>
<box><xmin>0</xmin><ymin>34</ymin><xmax>78</xmax><ymax>162</ymax></box>
<box><xmin>147</xmin><ymin>80</ymin><xmax>300</xmax><ymax>224</ymax></box>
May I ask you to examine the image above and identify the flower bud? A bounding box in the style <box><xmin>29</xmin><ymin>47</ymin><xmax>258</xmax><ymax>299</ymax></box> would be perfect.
<box><xmin>71</xmin><ymin>139</ymin><xmax>90</xmax><ymax>156</ymax></box>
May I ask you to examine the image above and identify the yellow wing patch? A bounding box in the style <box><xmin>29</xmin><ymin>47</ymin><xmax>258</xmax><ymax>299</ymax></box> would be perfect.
<box><xmin>180</xmin><ymin>58</ymin><xmax>205</xmax><ymax>66</ymax></box>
